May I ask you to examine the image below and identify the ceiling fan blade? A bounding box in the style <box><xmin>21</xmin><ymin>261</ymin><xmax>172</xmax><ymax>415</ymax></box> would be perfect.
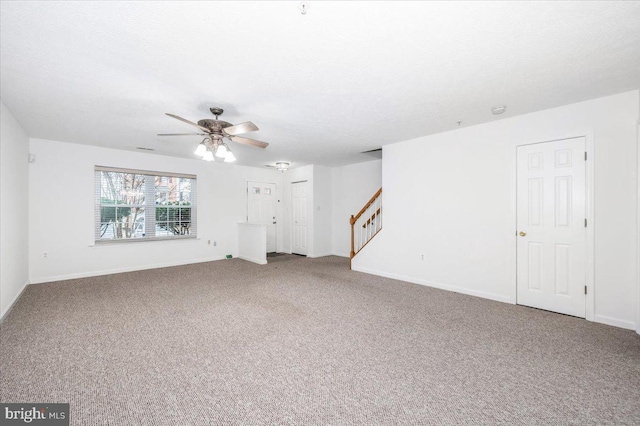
<box><xmin>229</xmin><ymin>135</ymin><xmax>269</xmax><ymax>149</ymax></box>
<box><xmin>165</xmin><ymin>113</ymin><xmax>211</xmax><ymax>133</ymax></box>
<box><xmin>223</xmin><ymin>121</ymin><xmax>259</xmax><ymax>136</ymax></box>
<box><xmin>157</xmin><ymin>133</ymin><xmax>206</xmax><ymax>136</ymax></box>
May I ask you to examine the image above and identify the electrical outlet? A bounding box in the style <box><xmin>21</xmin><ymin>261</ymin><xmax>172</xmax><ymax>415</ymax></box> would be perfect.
<box><xmin>420</xmin><ymin>254</ymin><xmax>424</xmax><ymax>261</ymax></box>
<box><xmin>43</xmin><ymin>252</ymin><xmax>48</xmax><ymax>258</ymax></box>
<box><xmin>213</xmin><ymin>241</ymin><xmax>217</xmax><ymax>247</ymax></box>
<box><xmin>207</xmin><ymin>240</ymin><xmax>211</xmax><ymax>245</ymax></box>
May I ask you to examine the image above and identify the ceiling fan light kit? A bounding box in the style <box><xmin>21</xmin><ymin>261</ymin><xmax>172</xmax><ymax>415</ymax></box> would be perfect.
<box><xmin>215</xmin><ymin>143</ymin><xmax>228</xmax><ymax>158</ymax></box>
<box><xmin>198</xmin><ymin>138</ymin><xmax>238</xmax><ymax>163</ymax></box>
<box><xmin>202</xmin><ymin>150</ymin><xmax>214</xmax><ymax>162</ymax></box>
<box><xmin>194</xmin><ymin>141</ymin><xmax>207</xmax><ymax>157</ymax></box>
<box><xmin>159</xmin><ymin>107</ymin><xmax>269</xmax><ymax>163</ymax></box>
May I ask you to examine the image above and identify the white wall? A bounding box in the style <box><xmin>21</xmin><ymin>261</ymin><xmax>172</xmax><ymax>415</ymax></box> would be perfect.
<box><xmin>312</xmin><ymin>165</ymin><xmax>333</xmax><ymax>257</ymax></box>
<box><xmin>28</xmin><ymin>138</ymin><xmax>283</xmax><ymax>283</ymax></box>
<box><xmin>0</xmin><ymin>101</ymin><xmax>30</xmax><ymax>318</ymax></box>
<box><xmin>637</xmin><ymin>120</ymin><xmax>640</xmax><ymax>335</ymax></box>
<box><xmin>353</xmin><ymin>91</ymin><xmax>640</xmax><ymax>331</ymax></box>
<box><xmin>331</xmin><ymin>160</ymin><xmax>382</xmax><ymax>257</ymax></box>
<box><xmin>237</xmin><ymin>223</ymin><xmax>267</xmax><ymax>265</ymax></box>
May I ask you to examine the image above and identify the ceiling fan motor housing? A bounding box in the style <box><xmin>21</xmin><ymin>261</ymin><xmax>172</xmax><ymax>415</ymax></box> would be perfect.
<box><xmin>199</xmin><ymin>107</ymin><xmax>230</xmax><ymax>133</ymax></box>
<box><xmin>197</xmin><ymin>119</ymin><xmax>232</xmax><ymax>133</ymax></box>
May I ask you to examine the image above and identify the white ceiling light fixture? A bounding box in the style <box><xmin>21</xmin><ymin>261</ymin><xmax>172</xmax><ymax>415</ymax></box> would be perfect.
<box><xmin>202</xmin><ymin>150</ymin><xmax>214</xmax><ymax>162</ymax></box>
<box><xmin>492</xmin><ymin>105</ymin><xmax>507</xmax><ymax>115</ymax></box>
<box><xmin>265</xmin><ymin>161</ymin><xmax>291</xmax><ymax>172</ymax></box>
<box><xmin>193</xmin><ymin>137</ymin><xmax>236</xmax><ymax>163</ymax></box>
<box><xmin>224</xmin><ymin>150</ymin><xmax>236</xmax><ymax>163</ymax></box>
<box><xmin>195</xmin><ymin>138</ymin><xmax>237</xmax><ymax>163</ymax></box>
<box><xmin>215</xmin><ymin>142</ymin><xmax>228</xmax><ymax>158</ymax></box>
<box><xmin>194</xmin><ymin>139</ymin><xmax>207</xmax><ymax>157</ymax></box>
<box><xmin>276</xmin><ymin>162</ymin><xmax>290</xmax><ymax>172</ymax></box>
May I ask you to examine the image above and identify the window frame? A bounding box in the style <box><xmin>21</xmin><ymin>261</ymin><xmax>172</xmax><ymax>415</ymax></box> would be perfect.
<box><xmin>94</xmin><ymin>166</ymin><xmax>197</xmax><ymax>244</ymax></box>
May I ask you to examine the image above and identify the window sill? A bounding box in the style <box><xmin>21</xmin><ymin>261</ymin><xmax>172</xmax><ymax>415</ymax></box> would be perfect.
<box><xmin>90</xmin><ymin>236</ymin><xmax>199</xmax><ymax>247</ymax></box>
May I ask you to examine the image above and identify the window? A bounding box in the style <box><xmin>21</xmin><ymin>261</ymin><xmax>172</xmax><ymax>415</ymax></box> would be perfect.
<box><xmin>95</xmin><ymin>166</ymin><xmax>196</xmax><ymax>242</ymax></box>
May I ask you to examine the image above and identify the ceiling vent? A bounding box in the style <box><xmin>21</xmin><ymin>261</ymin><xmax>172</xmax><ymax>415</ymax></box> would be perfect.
<box><xmin>361</xmin><ymin>148</ymin><xmax>382</xmax><ymax>159</ymax></box>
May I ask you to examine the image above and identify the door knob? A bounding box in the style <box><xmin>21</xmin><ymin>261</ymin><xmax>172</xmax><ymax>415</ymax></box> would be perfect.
<box><xmin>519</xmin><ymin>231</ymin><xmax>527</xmax><ymax>237</ymax></box>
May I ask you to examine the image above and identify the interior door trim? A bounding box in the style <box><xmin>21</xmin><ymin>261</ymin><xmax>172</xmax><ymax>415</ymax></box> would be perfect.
<box><xmin>290</xmin><ymin>180</ymin><xmax>308</xmax><ymax>256</ymax></box>
<box><xmin>513</xmin><ymin>131</ymin><xmax>594</xmax><ymax>322</ymax></box>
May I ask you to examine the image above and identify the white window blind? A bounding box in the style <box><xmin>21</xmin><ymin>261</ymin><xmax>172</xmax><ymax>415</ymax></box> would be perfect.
<box><xmin>94</xmin><ymin>166</ymin><xmax>197</xmax><ymax>243</ymax></box>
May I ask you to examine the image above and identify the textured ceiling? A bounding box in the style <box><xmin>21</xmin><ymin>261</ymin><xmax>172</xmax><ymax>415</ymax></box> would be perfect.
<box><xmin>1</xmin><ymin>1</ymin><xmax>639</xmax><ymax>168</ymax></box>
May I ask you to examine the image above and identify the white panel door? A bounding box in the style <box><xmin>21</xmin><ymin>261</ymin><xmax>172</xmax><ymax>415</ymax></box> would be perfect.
<box><xmin>247</xmin><ymin>181</ymin><xmax>276</xmax><ymax>253</ymax></box>
<box><xmin>516</xmin><ymin>137</ymin><xmax>586</xmax><ymax>317</ymax></box>
<box><xmin>291</xmin><ymin>181</ymin><xmax>308</xmax><ymax>255</ymax></box>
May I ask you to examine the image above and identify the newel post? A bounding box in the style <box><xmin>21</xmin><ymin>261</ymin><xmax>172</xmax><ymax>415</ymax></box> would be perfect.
<box><xmin>349</xmin><ymin>214</ymin><xmax>355</xmax><ymax>259</ymax></box>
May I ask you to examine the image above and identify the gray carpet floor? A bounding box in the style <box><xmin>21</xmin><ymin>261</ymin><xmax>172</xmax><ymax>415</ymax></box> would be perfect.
<box><xmin>1</xmin><ymin>255</ymin><xmax>639</xmax><ymax>425</ymax></box>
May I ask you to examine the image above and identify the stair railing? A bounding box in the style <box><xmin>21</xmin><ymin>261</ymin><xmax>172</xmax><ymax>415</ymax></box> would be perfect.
<box><xmin>350</xmin><ymin>188</ymin><xmax>382</xmax><ymax>259</ymax></box>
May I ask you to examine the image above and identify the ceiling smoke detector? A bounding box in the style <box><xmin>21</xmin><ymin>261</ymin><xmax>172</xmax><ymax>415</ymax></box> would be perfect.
<box><xmin>491</xmin><ymin>105</ymin><xmax>507</xmax><ymax>115</ymax></box>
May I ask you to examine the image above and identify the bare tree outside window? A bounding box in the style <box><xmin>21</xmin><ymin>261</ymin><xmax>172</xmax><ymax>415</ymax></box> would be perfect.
<box><xmin>155</xmin><ymin>176</ymin><xmax>192</xmax><ymax>236</ymax></box>
<box><xmin>100</xmin><ymin>172</ymin><xmax>145</xmax><ymax>239</ymax></box>
<box><xmin>95</xmin><ymin>168</ymin><xmax>196</xmax><ymax>242</ymax></box>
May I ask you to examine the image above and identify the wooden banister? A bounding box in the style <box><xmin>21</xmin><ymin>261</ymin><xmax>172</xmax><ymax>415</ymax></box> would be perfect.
<box><xmin>351</xmin><ymin>188</ymin><xmax>382</xmax><ymax>225</ymax></box>
<box><xmin>362</xmin><ymin>208</ymin><xmax>381</xmax><ymax>228</ymax></box>
<box><xmin>350</xmin><ymin>188</ymin><xmax>382</xmax><ymax>261</ymax></box>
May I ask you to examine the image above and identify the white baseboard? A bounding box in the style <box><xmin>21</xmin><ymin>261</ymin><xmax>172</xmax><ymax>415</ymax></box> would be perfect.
<box><xmin>593</xmin><ymin>314</ymin><xmax>636</xmax><ymax>331</ymax></box>
<box><xmin>29</xmin><ymin>256</ymin><xmax>227</xmax><ymax>284</ymax></box>
<box><xmin>332</xmin><ymin>252</ymin><xmax>350</xmax><ymax>258</ymax></box>
<box><xmin>351</xmin><ymin>265</ymin><xmax>514</xmax><ymax>305</ymax></box>
<box><xmin>238</xmin><ymin>256</ymin><xmax>267</xmax><ymax>265</ymax></box>
<box><xmin>0</xmin><ymin>280</ymin><xmax>29</xmax><ymax>322</ymax></box>
<box><xmin>307</xmin><ymin>253</ymin><xmax>333</xmax><ymax>258</ymax></box>
<box><xmin>352</xmin><ymin>266</ymin><xmax>637</xmax><ymax>331</ymax></box>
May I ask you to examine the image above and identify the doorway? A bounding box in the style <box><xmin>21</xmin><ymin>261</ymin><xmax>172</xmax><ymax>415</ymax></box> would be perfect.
<box><xmin>247</xmin><ymin>181</ymin><xmax>276</xmax><ymax>253</ymax></box>
<box><xmin>516</xmin><ymin>137</ymin><xmax>588</xmax><ymax>318</ymax></box>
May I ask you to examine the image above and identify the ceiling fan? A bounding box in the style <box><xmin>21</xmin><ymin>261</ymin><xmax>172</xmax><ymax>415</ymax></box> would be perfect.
<box><xmin>158</xmin><ymin>107</ymin><xmax>268</xmax><ymax>162</ymax></box>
